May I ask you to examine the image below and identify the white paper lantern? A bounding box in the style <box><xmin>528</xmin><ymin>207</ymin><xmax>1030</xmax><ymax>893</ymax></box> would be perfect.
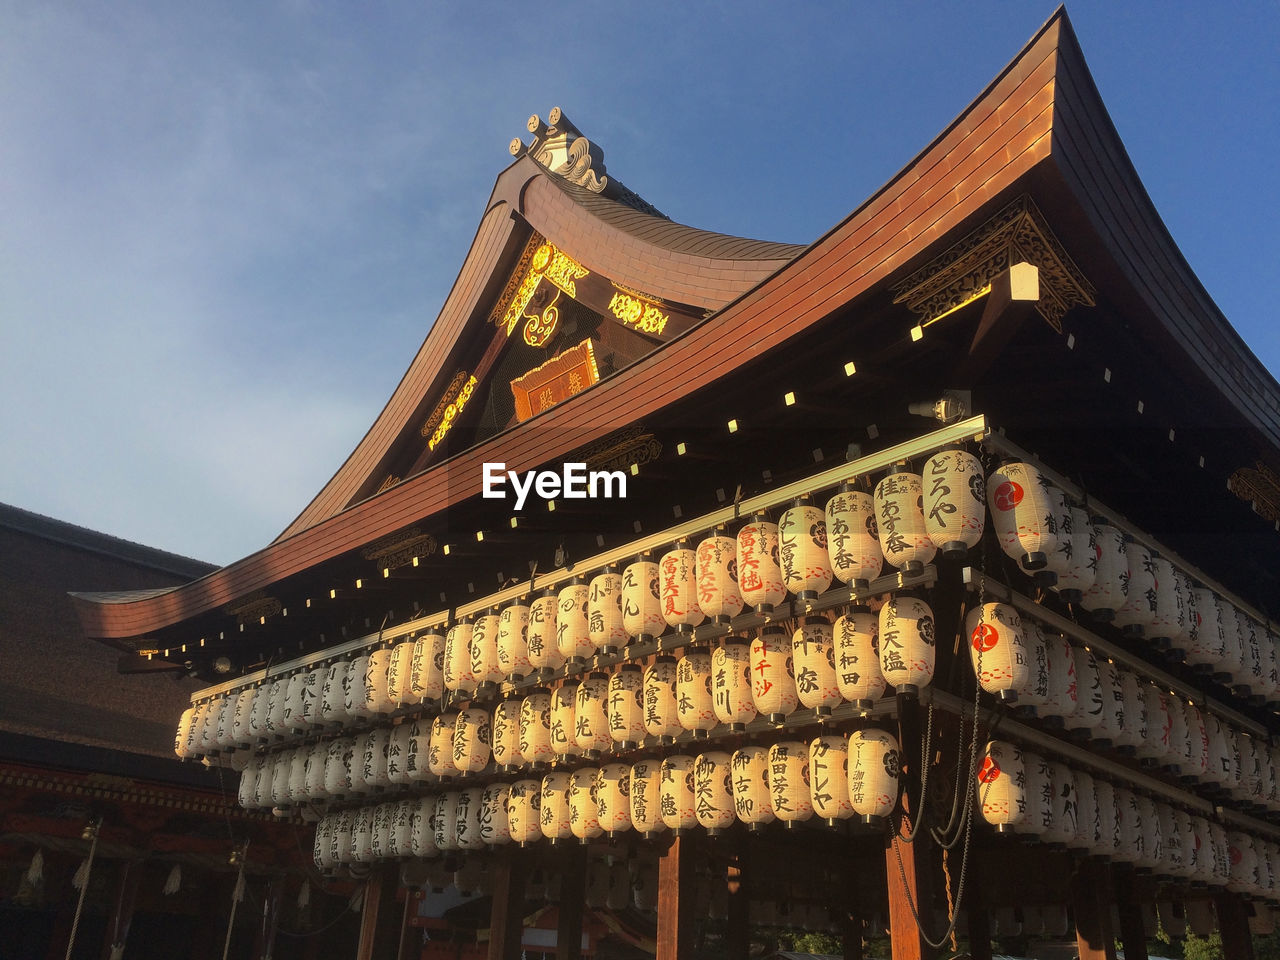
<box><xmin>351</xmin><ymin>806</ymin><xmax>376</xmax><ymax>863</ymax></box>
<box><xmin>1112</xmin><ymin>541</ymin><xmax>1158</xmax><ymax>636</ymax></box>
<box><xmin>386</xmin><ymin>720</ymin><xmax>414</xmax><ymax>786</ymax></box>
<box><xmin>1066</xmin><ymin>646</ymin><xmax>1105</xmax><ymax>734</ymax></box>
<box><xmin>696</xmin><ymin>534</ymin><xmax>743</xmax><ymax>622</ymax></box>
<box><xmin>570</xmin><ymin>767</ymin><xmax>603</xmax><ymax>841</ymax></box>
<box><xmin>1092</xmin><ymin>780</ymin><xmax>1118</xmax><ymax>860</ymax></box>
<box><xmin>1185</xmin><ymin>589</ymin><xmax>1226</xmax><ymax>672</ymax></box>
<box><xmin>712</xmin><ymin>639</ymin><xmax>756</xmax><ymax>730</ymax></box>
<box><xmin>1080</xmin><ymin>521</ymin><xmax>1127</xmax><ymax>622</ymax></box>
<box><xmin>1157</xmin><ymin>804</ymin><xmax>1185</xmax><ymax>877</ymax></box>
<box><xmin>322</xmin><ymin>736</ymin><xmax>354</xmax><ymax>798</ymax></box>
<box><xmin>676</xmin><ymin>649</ymin><xmax>717</xmax><ymax>736</ymax></box>
<box><xmin>987</xmin><ymin>461</ymin><xmax>1057</xmax><ymax>570</ymax></box>
<box><xmin>211</xmin><ymin>695</ymin><xmax>236</xmax><ymax>751</ymax></box>
<box><xmin>263</xmin><ymin>678</ymin><xmax>290</xmax><ymax>736</ymax></box>
<box><xmin>405</xmin><ymin>718</ymin><xmax>433</xmax><ymax>783</ymax></box>
<box><xmin>1236</xmin><ymin>614</ymin><xmax>1267</xmax><ymax>700</ymax></box>
<box><xmin>1071</xmin><ymin>770</ymin><xmax>1098</xmax><ymax>852</ymax></box>
<box><xmin>406</xmin><ymin>798</ymin><xmax>438</xmax><ymax>859</ymax></box>
<box><xmin>506</xmin><ymin>780</ymin><xmax>543</xmax><ymax>845</ymax></box>
<box><xmin>848</xmin><ymin>728</ymin><xmax>901</xmax><ymax>825</ymax></box>
<box><xmin>443</xmin><ymin>623</ymin><xmax>476</xmax><ymax>696</ymax></box>
<box><xmin>597</xmin><ymin>763</ymin><xmax>633</xmax><ymax>835</ymax></box>
<box><xmin>629</xmin><ymin>760</ymin><xmax>666</xmax><ymax>835</ymax></box>
<box><xmin>1113</xmin><ymin>787</ymin><xmax>1141</xmax><ymax>864</ymax></box>
<box><xmin>660</xmin><ymin>755</ymin><xmax>698</xmax><ymax>832</ymax></box>
<box><xmin>1042</xmin><ymin>760</ymin><xmax>1077</xmax><ymax>847</ymax></box>
<box><xmin>231</xmin><ymin>687</ymin><xmax>256</xmax><ymax>747</ymax></box>
<box><xmin>540</xmin><ymin>773</ymin><xmax>573</xmax><ymax>841</ymax></box>
<box><xmin>833</xmin><ymin>609</ymin><xmax>885</xmax><ymax>709</ymax></box>
<box><xmin>587</xmin><ymin>571</ymin><xmax>626</xmax><ymax>654</ymax></box>
<box><xmin>551</xmin><ymin>683</ymin><xmax>581</xmax><ymax>760</ymax></box>
<box><xmin>693</xmin><ymin>752</ymin><xmax>735</xmax><ymax>832</ymax></box>
<box><xmin>825</xmin><ymin>486</ymin><xmax>883</xmax><ymax>588</ymax></box>
<box><xmin>358</xmin><ymin>728</ymin><xmax>392</xmax><ymax>791</ymax></box>
<box><xmin>1180</xmin><ymin>702</ymin><xmax>1210</xmax><ymax>783</ymax></box>
<box><xmin>519</xmin><ymin>689</ymin><xmax>554</xmax><ymax>767</ymax></box>
<box><xmin>497</xmin><ymin>602</ymin><xmax>533</xmax><ymax>680</ymax></box>
<box><xmin>527</xmin><ymin>591</ymin><xmax>563</xmax><ymax>673</ymax></box>
<box><xmin>791</xmin><ymin>616</ymin><xmax>840</xmax><ymax>715</ymax></box>
<box><xmin>779</xmin><ymin>499</ymin><xmax>834</xmax><ymax>600</ymax></box>
<box><xmin>1018</xmin><ymin>482</ymin><xmax>1072</xmax><ymax>586</ymax></box>
<box><xmin>879</xmin><ymin>595</ymin><xmax>936</xmax><ymax>694</ymax></box>
<box><xmin>809</xmin><ymin>736</ymin><xmax>853</xmax><ymax>823</ymax></box>
<box><xmin>410</xmin><ymin>632</ymin><xmax>446</xmax><ymax>703</ymax></box>
<box><xmin>767</xmin><ymin>741</ymin><xmax>813</xmax><ymax>824</ymax></box>
<box><xmin>1164</xmin><ymin>694</ymin><xmax>1190</xmax><ymax>772</ymax></box>
<box><xmin>1135</xmin><ymin>685</ymin><xmax>1173</xmax><ymax>767</ymax></box>
<box><xmin>427</xmin><ymin>712</ymin><xmax>459</xmax><ymax>779</ymax></box>
<box><xmin>737</xmin><ymin>516</ymin><xmax>785</xmax><ymax>612</ymax></box>
<box><xmin>370</xmin><ymin>802</ymin><xmax>395</xmax><ymax>860</ymax></box>
<box><xmin>750</xmin><ymin>625</ymin><xmax>798</xmax><ymax>722</ymax></box>
<box><xmin>237</xmin><ymin>757</ymin><xmax>260</xmax><ymax>808</ymax></box>
<box><xmin>575</xmin><ymin>673</ymin><xmax>612</xmax><ymax>756</ymax></box>
<box><xmin>432</xmin><ymin>792</ymin><xmax>459</xmax><ymax>852</ymax></box>
<box><xmin>1217</xmin><ymin>602</ymin><xmax>1249</xmax><ymax>687</ymax></box>
<box><xmin>175</xmin><ymin>707</ymin><xmax>197</xmax><ymax>759</ymax></box>
<box><xmin>280</xmin><ymin>674</ymin><xmax>307</xmax><ymax>734</ymax></box>
<box><xmin>643</xmin><ymin>656</ymin><xmax>682</xmax><ymax>741</ymax></box>
<box><xmin>965</xmin><ymin>602</ymin><xmax>1028</xmax><ymax>703</ymax></box>
<box><xmin>1040</xmin><ymin>632</ymin><xmax>1077</xmax><ymax>724</ymax></box>
<box><xmin>470</xmin><ymin>612</ymin><xmax>503</xmax><ymax>688</ymax></box>
<box><xmin>922</xmin><ymin>447</ymin><xmax>986</xmax><ymax>558</ymax></box>
<box><xmin>621</xmin><ymin>559</ymin><xmax>664</xmax><ymax>641</ymax></box>
<box><xmin>1017</xmin><ymin>749</ymin><xmax>1051</xmax><ymax>839</ymax></box>
<box><xmin>1113</xmin><ymin>668</ymin><xmax>1148</xmax><ymax>752</ymax></box>
<box><xmin>607</xmin><ymin>664</ymin><xmax>646</xmax><ymax>748</ymax></box>
<box><xmin>730</xmin><ymin>746</ymin><xmax>775</xmax><ymax>828</ymax></box>
<box><xmin>1136</xmin><ymin>795</ymin><xmax>1163</xmax><ymax>871</ymax></box>
<box><xmin>557</xmin><ymin>581</ymin><xmax>593</xmax><ymax>663</ymax></box>
<box><xmin>388</xmin><ymin>640</ymin><xmax>417</xmax><ymax>706</ymax></box>
<box><xmin>492</xmin><ymin>699</ymin><xmax>522</xmax><ymax>770</ymax></box>
<box><xmin>977</xmin><ymin>740</ymin><xmax>1023</xmax><ymax>831</ymax></box>
<box><xmin>453</xmin><ymin>707</ymin><xmax>492</xmax><ymax>775</ymax></box>
<box><xmin>1052</xmin><ymin>506</ymin><xmax>1097</xmax><ymax>603</ymax></box>
<box><xmin>660</xmin><ymin>545</ymin><xmax>704</xmax><ymax>631</ymax></box>
<box><xmin>365</xmin><ymin>649</ymin><xmax>398</xmax><ymax>715</ymax></box>
<box><xmin>874</xmin><ymin>470</ymin><xmax>936</xmax><ymax>574</ymax></box>
<box><xmin>1149</xmin><ymin>557</ymin><xmax>1188</xmax><ymax>649</ymax></box>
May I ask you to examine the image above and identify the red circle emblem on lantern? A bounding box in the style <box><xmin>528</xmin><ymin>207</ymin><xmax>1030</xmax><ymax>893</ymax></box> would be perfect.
<box><xmin>977</xmin><ymin>757</ymin><xmax>1001</xmax><ymax>784</ymax></box>
<box><xmin>971</xmin><ymin>624</ymin><xmax>999</xmax><ymax>652</ymax></box>
<box><xmin>992</xmin><ymin>481</ymin><xmax>1023</xmax><ymax>511</ymax></box>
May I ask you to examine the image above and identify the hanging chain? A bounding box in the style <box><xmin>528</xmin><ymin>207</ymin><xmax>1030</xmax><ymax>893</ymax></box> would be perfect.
<box><xmin>64</xmin><ymin>819</ymin><xmax>102</xmax><ymax>960</ymax></box>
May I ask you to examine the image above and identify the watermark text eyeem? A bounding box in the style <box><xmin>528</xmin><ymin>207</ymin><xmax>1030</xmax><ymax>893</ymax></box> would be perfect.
<box><xmin>482</xmin><ymin>462</ymin><xmax>627</xmax><ymax>511</ymax></box>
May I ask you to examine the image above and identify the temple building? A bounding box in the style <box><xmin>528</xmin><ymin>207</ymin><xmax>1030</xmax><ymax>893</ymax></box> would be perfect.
<box><xmin>71</xmin><ymin>10</ymin><xmax>1280</xmax><ymax>960</ymax></box>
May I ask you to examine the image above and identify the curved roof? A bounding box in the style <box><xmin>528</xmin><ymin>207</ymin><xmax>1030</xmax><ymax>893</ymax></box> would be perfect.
<box><xmin>74</xmin><ymin>9</ymin><xmax>1280</xmax><ymax>644</ymax></box>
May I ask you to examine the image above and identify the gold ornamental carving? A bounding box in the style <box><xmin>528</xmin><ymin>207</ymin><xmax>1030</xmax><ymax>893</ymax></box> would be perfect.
<box><xmin>577</xmin><ymin>424</ymin><xmax>663</xmax><ymax>474</ymax></box>
<box><xmin>890</xmin><ymin>195</ymin><xmax>1095</xmax><ymax>331</ymax></box>
<box><xmin>490</xmin><ymin>234</ymin><xmax>589</xmax><ymax>340</ymax></box>
<box><xmin>224</xmin><ymin>591</ymin><xmax>283</xmax><ymax>626</ymax></box>
<box><xmin>1228</xmin><ymin>462</ymin><xmax>1280</xmax><ymax>529</ymax></box>
<box><xmin>361</xmin><ymin>528</ymin><xmax>438</xmax><ymax>571</ymax></box>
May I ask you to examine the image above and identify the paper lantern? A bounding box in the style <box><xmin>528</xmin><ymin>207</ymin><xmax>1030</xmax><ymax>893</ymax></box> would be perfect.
<box><xmin>1228</xmin><ymin>832</ymin><xmax>1260</xmax><ymax>895</ymax></box>
<box><xmin>809</xmin><ymin>736</ymin><xmax>853</xmax><ymax>823</ymax></box>
<box><xmin>1018</xmin><ymin>482</ymin><xmax>1072</xmax><ymax>586</ymax></box>
<box><xmin>1112</xmin><ymin>540</ymin><xmax>1158</xmax><ymax>636</ymax></box>
<box><xmin>847</xmin><ymin>728</ymin><xmax>900</xmax><ymax>825</ymax></box>
<box><xmin>1148</xmin><ymin>558</ymin><xmax>1188</xmax><ymax>649</ymax></box>
<box><xmin>370</xmin><ymin>803</ymin><xmax>394</xmax><ymax>860</ymax></box>
<box><xmin>364</xmin><ymin>648</ymin><xmax>397</xmax><ymax>715</ymax></box>
<box><xmin>987</xmin><ymin>461</ymin><xmax>1057</xmax><ymax>570</ymax></box>
<box><xmin>1093</xmin><ymin>658</ymin><xmax>1123</xmax><ymax>746</ymax></box>
<box><xmin>966</xmin><ymin>602</ymin><xmax>1027</xmax><ymax>703</ymax></box>
<box><xmin>410</xmin><ymin>632</ymin><xmax>447</xmax><ymax>703</ymax></box>
<box><xmin>519</xmin><ymin>689</ymin><xmax>554</xmax><ymax>767</ymax></box>
<box><xmin>387</xmin><ymin>640</ymin><xmax>416</xmax><ymax>706</ymax></box>
<box><xmin>527</xmin><ymin>591</ymin><xmax>563</xmax><ymax>673</ymax></box>
<box><xmin>388</xmin><ymin>799</ymin><xmax>415</xmax><ymax>858</ymax></box>
<box><xmin>622</xmin><ymin>559</ymin><xmax>664</xmax><ymax>641</ymax></box>
<box><xmin>351</xmin><ymin>807</ymin><xmax>376</xmax><ymax>863</ymax></box>
<box><xmin>281</xmin><ymin>673</ymin><xmax>307</xmax><ymax>734</ymax></box>
<box><xmin>1164</xmin><ymin>695</ymin><xmax>1190</xmax><ymax>772</ymax></box>
<box><xmin>660</xmin><ymin>544</ymin><xmax>704</xmax><ymax>631</ymax></box>
<box><xmin>428</xmin><ymin>712</ymin><xmax>460</xmax><ymax>779</ymax></box>
<box><xmin>174</xmin><ymin>707</ymin><xmax>197</xmax><ymax>759</ymax></box>
<box><xmin>730</xmin><ymin>746</ymin><xmax>775</xmax><ymax>828</ymax></box>
<box><xmin>1185</xmin><ymin>589</ymin><xmax>1225</xmax><ymax>671</ymax></box>
<box><xmin>497</xmin><ymin>602</ymin><xmax>532</xmax><ymax>680</ymax></box>
<box><xmin>433</xmin><ymin>792</ymin><xmax>460</xmax><ymax>852</ymax></box>
<box><xmin>1237</xmin><ymin>614</ymin><xmax>1267</xmax><ymax>700</ymax></box>
<box><xmin>643</xmin><ymin>656</ymin><xmax>682</xmax><ymax>741</ymax></box>
<box><xmin>1113</xmin><ymin>669</ymin><xmax>1148</xmax><ymax>752</ymax></box>
<box><xmin>268</xmin><ymin>748</ymin><xmax>294</xmax><ymax>807</ymax></box>
<box><xmin>825</xmin><ymin>486</ymin><xmax>883</xmax><ymax>588</ymax></box>
<box><xmin>574</xmin><ymin>673</ymin><xmax>612</xmax><ymax>756</ymax></box>
<box><xmin>358</xmin><ymin>728</ymin><xmax>392</xmax><ymax>791</ymax></box>
<box><xmin>453</xmin><ymin>707</ymin><xmax>492</xmax><ymax>775</ymax></box>
<box><xmin>507</xmin><ymin>779</ymin><xmax>543</xmax><ymax>845</ymax></box>
<box><xmin>833</xmin><ymin>609</ymin><xmax>885</xmax><ymax>709</ymax></box>
<box><xmin>1042</xmin><ymin>761</ymin><xmax>1077</xmax><ymax>847</ymax></box>
<box><xmin>1137</xmin><ymin>795</ymin><xmax>1164</xmax><ymax>872</ymax></box>
<box><xmin>977</xmin><ymin>740</ymin><xmax>1023</xmax><ymax>831</ymax></box>
<box><xmin>330</xmin><ymin>811</ymin><xmax>355</xmax><ymax>865</ymax></box>
<box><xmin>1180</xmin><ymin>702</ymin><xmax>1210</xmax><ymax>783</ymax></box>
<box><xmin>1092</xmin><ymin>780</ymin><xmax>1118</xmax><ymax>860</ymax></box>
<box><xmin>492</xmin><ymin>699</ymin><xmax>522</xmax><ymax>771</ymax></box>
<box><xmin>557</xmin><ymin>581</ymin><xmax>593</xmax><ymax>663</ymax></box>
<box><xmin>1080</xmin><ymin>521</ymin><xmax>1127</xmax><ymax>621</ymax></box>
<box><xmin>470</xmin><ymin>612</ymin><xmax>503</xmax><ymax>688</ymax></box>
<box><xmin>1015</xmin><ymin>749</ymin><xmax>1051</xmax><ymax>839</ymax></box>
<box><xmin>586</xmin><ymin>859</ymin><xmax>610</xmax><ymax>909</ymax></box>
<box><xmin>767</xmin><ymin>741</ymin><xmax>813</xmax><ymax>824</ymax></box>
<box><xmin>344</xmin><ymin>656</ymin><xmax>373</xmax><ymax>722</ymax></box>
<box><xmin>1071</xmin><ymin>770</ymin><xmax>1098</xmax><ymax>852</ymax></box>
<box><xmin>245</xmin><ymin>690</ymin><xmax>270</xmax><ymax>744</ymax></box>
<box><xmin>1039</xmin><ymin>632</ymin><xmax>1077</xmax><ymax>724</ymax></box>
<box><xmin>631</xmin><ymin>860</ymin><xmax>659</xmax><ymax>911</ymax></box>
<box><xmin>405</xmin><ymin>718</ymin><xmax>432</xmax><ymax>783</ymax></box>
<box><xmin>230</xmin><ymin>688</ymin><xmax>255</xmax><ymax>747</ymax></box>
<box><xmin>237</xmin><ymin>757</ymin><xmax>260</xmax><ymax>808</ymax></box>
<box><xmin>1240</xmin><ymin>734</ymin><xmax>1265</xmax><ymax>807</ymax></box>
<box><xmin>214</xmin><ymin>695</ymin><xmax>239</xmax><ymax>750</ymax></box>
<box><xmin>1203</xmin><ymin>714</ymin><xmax>1233</xmax><ymax>789</ymax></box>
<box><xmin>737</xmin><ymin>516</ymin><xmax>785</xmax><ymax>612</ymax></box>
<box><xmin>712</xmin><ymin>639</ymin><xmax>755</xmax><ymax>730</ymax></box>
<box><xmin>1135</xmin><ymin>685</ymin><xmax>1173</xmax><ymax>767</ymax></box>
<box><xmin>787</xmin><ymin>617</ymin><xmax>838</xmax><ymax>715</ymax></box>
<box><xmin>569</xmin><ymin>768</ymin><xmax>602</xmax><ymax>841</ymax></box>
<box><xmin>1066</xmin><ymin>647</ymin><xmax>1105</xmax><ymax>734</ymax></box>
<box><xmin>879</xmin><ymin>594</ymin><xmax>935</xmax><ymax>694</ymax></box>
<box><xmin>597</xmin><ymin>763</ymin><xmax>633</xmax><ymax>835</ymax></box>
<box><xmin>386</xmin><ymin>721</ymin><xmax>414</xmax><ymax>786</ymax></box>
<box><xmin>676</xmin><ymin>649</ymin><xmax>717</xmax><ymax>736</ymax></box>
<box><xmin>696</xmin><ymin>533</ymin><xmax>743</xmax><ymax>622</ymax></box>
<box><xmin>660</xmin><ymin>755</ymin><xmax>698</xmax><ymax>832</ymax></box>
<box><xmin>779</xmin><ymin>499</ymin><xmax>834</xmax><ymax>600</ymax></box>
<box><xmin>1052</xmin><ymin>506</ymin><xmax>1097</xmax><ymax>604</ymax></box>
<box><xmin>540</xmin><ymin>772</ymin><xmax>573</xmax><ymax>841</ymax></box>
<box><xmin>750</xmin><ymin>625</ymin><xmax>798</xmax><ymax>722</ymax></box>
<box><xmin>443</xmin><ymin>623</ymin><xmax>476</xmax><ymax>696</ymax></box>
<box><xmin>405</xmin><ymin>798</ymin><xmax>437</xmax><ymax>859</ymax></box>
<box><xmin>313</xmin><ymin>816</ymin><xmax>337</xmax><ymax>870</ymax></box>
<box><xmin>629</xmin><ymin>760</ymin><xmax>666</xmax><ymax>835</ymax></box>
<box><xmin>874</xmin><ymin>470</ymin><xmax>936</xmax><ymax>574</ymax></box>
<box><xmin>1157</xmin><ymin>804</ymin><xmax>1185</xmax><ymax>878</ymax></box>
<box><xmin>922</xmin><ymin>447</ymin><xmax>986</xmax><ymax>558</ymax></box>
<box><xmin>693</xmin><ymin>752</ymin><xmax>735</xmax><ymax>833</ymax></box>
<box><xmin>608</xmin><ymin>663</ymin><xmax>646</xmax><ymax>748</ymax></box>
<box><xmin>1217</xmin><ymin>602</ymin><xmax>1249</xmax><ymax>687</ymax></box>
<box><xmin>1111</xmin><ymin>787</ymin><xmax>1141</xmax><ymax>864</ymax></box>
<box><xmin>550</xmin><ymin>683</ymin><xmax>581</xmax><ymax>760</ymax></box>
<box><xmin>323</xmin><ymin>736</ymin><xmax>355</xmax><ymax>798</ymax></box>
<box><xmin>588</xmin><ymin>571</ymin><xmax>627</xmax><ymax>654</ymax></box>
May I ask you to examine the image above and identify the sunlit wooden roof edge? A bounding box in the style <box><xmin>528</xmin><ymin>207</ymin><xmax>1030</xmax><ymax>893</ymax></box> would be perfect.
<box><xmin>74</xmin><ymin>9</ymin><xmax>1280</xmax><ymax>643</ymax></box>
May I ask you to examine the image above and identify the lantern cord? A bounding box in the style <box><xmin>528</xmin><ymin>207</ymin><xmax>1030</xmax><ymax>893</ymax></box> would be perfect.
<box><xmin>895</xmin><ymin>701</ymin><xmax>935</xmax><ymax>845</ymax></box>
<box><xmin>63</xmin><ymin>818</ymin><xmax>102</xmax><ymax>960</ymax></box>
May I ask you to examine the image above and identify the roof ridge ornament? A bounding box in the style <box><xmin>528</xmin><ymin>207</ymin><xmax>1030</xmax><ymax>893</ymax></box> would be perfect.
<box><xmin>510</xmin><ymin>107</ymin><xmax>668</xmax><ymax>220</ymax></box>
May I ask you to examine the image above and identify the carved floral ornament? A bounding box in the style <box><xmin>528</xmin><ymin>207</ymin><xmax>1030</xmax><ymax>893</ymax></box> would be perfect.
<box><xmin>890</xmin><ymin>195</ymin><xmax>1095</xmax><ymax>332</ymax></box>
<box><xmin>1228</xmin><ymin>461</ymin><xmax>1280</xmax><ymax>531</ymax></box>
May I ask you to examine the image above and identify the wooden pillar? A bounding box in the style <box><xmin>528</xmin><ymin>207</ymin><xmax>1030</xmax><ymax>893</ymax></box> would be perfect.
<box><xmin>398</xmin><ymin>886</ymin><xmax>423</xmax><ymax>960</ymax></box>
<box><xmin>487</xmin><ymin>851</ymin><xmax>528</xmax><ymax>960</ymax></box>
<box><xmin>726</xmin><ymin>843</ymin><xmax>749</xmax><ymax>960</ymax></box>
<box><xmin>356</xmin><ymin>865</ymin><xmax>402</xmax><ymax>960</ymax></box>
<box><xmin>556</xmin><ymin>846</ymin><xmax>588</xmax><ymax>960</ymax></box>
<box><xmin>101</xmin><ymin>859</ymin><xmax>142</xmax><ymax>960</ymax></box>
<box><xmin>657</xmin><ymin>834</ymin><xmax>697</xmax><ymax>960</ymax></box>
<box><xmin>1071</xmin><ymin>860</ymin><xmax>1116</xmax><ymax>960</ymax></box>
<box><xmin>1216</xmin><ymin>892</ymin><xmax>1256</xmax><ymax>960</ymax></box>
<box><xmin>886</xmin><ymin>693</ymin><xmax>936</xmax><ymax>960</ymax></box>
<box><xmin>1113</xmin><ymin>866</ymin><xmax>1148</xmax><ymax>960</ymax></box>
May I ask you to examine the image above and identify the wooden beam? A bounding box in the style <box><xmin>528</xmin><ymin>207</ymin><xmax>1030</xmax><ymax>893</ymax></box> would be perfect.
<box><xmin>398</xmin><ymin>885</ymin><xmax>423</xmax><ymax>960</ymax></box>
<box><xmin>657</xmin><ymin>834</ymin><xmax>698</xmax><ymax>960</ymax></box>
<box><xmin>1216</xmin><ymin>892</ymin><xmax>1256</xmax><ymax>960</ymax></box>
<box><xmin>556</xmin><ymin>846</ymin><xmax>588</xmax><ymax>960</ymax></box>
<box><xmin>950</xmin><ymin>261</ymin><xmax>1040</xmax><ymax>387</ymax></box>
<box><xmin>356</xmin><ymin>865</ymin><xmax>401</xmax><ymax>960</ymax></box>
<box><xmin>1071</xmin><ymin>860</ymin><xmax>1116</xmax><ymax>960</ymax></box>
<box><xmin>885</xmin><ymin>692</ymin><xmax>937</xmax><ymax>960</ymax></box>
<box><xmin>488</xmin><ymin>851</ymin><xmax>528</xmax><ymax>960</ymax></box>
<box><xmin>1113</xmin><ymin>866</ymin><xmax>1148</xmax><ymax>960</ymax></box>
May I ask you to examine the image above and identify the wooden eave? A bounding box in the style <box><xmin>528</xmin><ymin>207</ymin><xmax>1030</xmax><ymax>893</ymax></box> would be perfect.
<box><xmin>74</xmin><ymin>9</ymin><xmax>1280</xmax><ymax>645</ymax></box>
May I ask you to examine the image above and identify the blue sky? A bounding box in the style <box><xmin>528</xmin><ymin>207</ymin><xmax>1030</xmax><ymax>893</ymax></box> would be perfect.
<box><xmin>2</xmin><ymin>2</ymin><xmax>1277</xmax><ymax>566</ymax></box>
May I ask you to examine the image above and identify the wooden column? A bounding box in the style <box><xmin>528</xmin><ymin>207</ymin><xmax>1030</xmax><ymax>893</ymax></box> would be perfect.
<box><xmin>886</xmin><ymin>693</ymin><xmax>936</xmax><ymax>960</ymax></box>
<box><xmin>1216</xmin><ymin>892</ymin><xmax>1256</xmax><ymax>960</ymax></box>
<box><xmin>726</xmin><ymin>843</ymin><xmax>749</xmax><ymax>960</ymax></box>
<box><xmin>1071</xmin><ymin>860</ymin><xmax>1116</xmax><ymax>960</ymax></box>
<box><xmin>1113</xmin><ymin>866</ymin><xmax>1148</xmax><ymax>960</ymax></box>
<box><xmin>487</xmin><ymin>851</ymin><xmax>528</xmax><ymax>960</ymax></box>
<box><xmin>556</xmin><ymin>846</ymin><xmax>588</xmax><ymax>960</ymax></box>
<box><xmin>398</xmin><ymin>886</ymin><xmax>423</xmax><ymax>960</ymax></box>
<box><xmin>356</xmin><ymin>865</ymin><xmax>402</xmax><ymax>960</ymax></box>
<box><xmin>657</xmin><ymin>834</ymin><xmax>697</xmax><ymax>960</ymax></box>
<box><xmin>100</xmin><ymin>859</ymin><xmax>142</xmax><ymax>960</ymax></box>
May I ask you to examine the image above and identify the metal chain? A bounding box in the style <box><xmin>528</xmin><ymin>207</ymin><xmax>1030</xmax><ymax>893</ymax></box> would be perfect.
<box><xmin>64</xmin><ymin>820</ymin><xmax>101</xmax><ymax>960</ymax></box>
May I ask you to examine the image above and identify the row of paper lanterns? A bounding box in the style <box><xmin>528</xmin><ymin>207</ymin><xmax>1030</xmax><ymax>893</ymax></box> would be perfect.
<box><xmin>307</xmin><ymin>726</ymin><xmax>901</xmax><ymax>874</ymax></box>
<box><xmin>978</xmin><ymin>740</ymin><xmax>1280</xmax><ymax>901</ymax></box>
